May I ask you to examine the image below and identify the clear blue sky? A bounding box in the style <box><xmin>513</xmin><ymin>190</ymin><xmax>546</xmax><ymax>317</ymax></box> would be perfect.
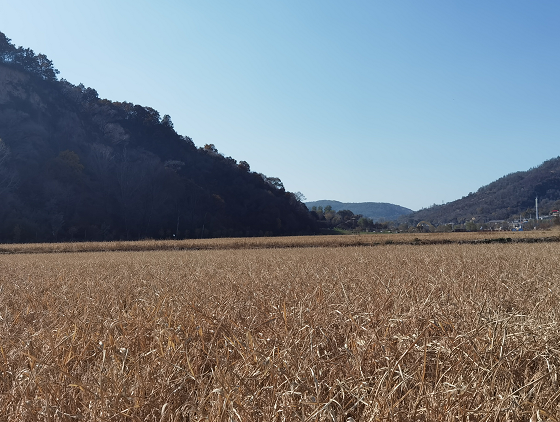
<box><xmin>1</xmin><ymin>1</ymin><xmax>558</xmax><ymax>210</ymax></box>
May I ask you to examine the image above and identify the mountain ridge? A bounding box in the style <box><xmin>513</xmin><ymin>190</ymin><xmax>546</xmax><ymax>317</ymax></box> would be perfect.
<box><xmin>406</xmin><ymin>156</ymin><xmax>560</xmax><ymax>225</ymax></box>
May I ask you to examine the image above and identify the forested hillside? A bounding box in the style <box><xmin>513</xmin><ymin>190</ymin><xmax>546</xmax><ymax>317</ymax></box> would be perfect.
<box><xmin>408</xmin><ymin>157</ymin><xmax>560</xmax><ymax>224</ymax></box>
<box><xmin>306</xmin><ymin>200</ymin><xmax>412</xmax><ymax>221</ymax></box>
<box><xmin>0</xmin><ymin>32</ymin><xmax>316</xmax><ymax>242</ymax></box>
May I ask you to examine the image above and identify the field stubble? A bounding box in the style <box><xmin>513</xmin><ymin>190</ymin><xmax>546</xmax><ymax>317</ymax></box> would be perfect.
<box><xmin>1</xmin><ymin>241</ymin><xmax>560</xmax><ymax>420</ymax></box>
<box><xmin>1</xmin><ymin>230</ymin><xmax>558</xmax><ymax>255</ymax></box>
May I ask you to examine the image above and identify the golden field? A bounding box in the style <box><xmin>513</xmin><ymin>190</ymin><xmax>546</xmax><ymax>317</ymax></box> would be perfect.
<box><xmin>1</xmin><ymin>234</ymin><xmax>560</xmax><ymax>420</ymax></box>
<box><xmin>0</xmin><ymin>229</ymin><xmax>559</xmax><ymax>255</ymax></box>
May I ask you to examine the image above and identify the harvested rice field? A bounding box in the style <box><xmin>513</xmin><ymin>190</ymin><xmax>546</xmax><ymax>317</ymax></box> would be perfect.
<box><xmin>1</xmin><ymin>236</ymin><xmax>560</xmax><ymax>420</ymax></box>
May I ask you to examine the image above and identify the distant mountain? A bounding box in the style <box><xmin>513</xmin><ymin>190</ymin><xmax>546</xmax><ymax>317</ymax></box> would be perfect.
<box><xmin>305</xmin><ymin>200</ymin><xmax>413</xmax><ymax>221</ymax></box>
<box><xmin>407</xmin><ymin>157</ymin><xmax>560</xmax><ymax>224</ymax></box>
<box><xmin>0</xmin><ymin>31</ymin><xmax>316</xmax><ymax>242</ymax></box>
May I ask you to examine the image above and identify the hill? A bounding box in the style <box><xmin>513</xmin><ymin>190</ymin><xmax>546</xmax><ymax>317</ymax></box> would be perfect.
<box><xmin>407</xmin><ymin>157</ymin><xmax>560</xmax><ymax>225</ymax></box>
<box><xmin>0</xmin><ymin>32</ymin><xmax>316</xmax><ymax>242</ymax></box>
<box><xmin>305</xmin><ymin>200</ymin><xmax>413</xmax><ymax>221</ymax></box>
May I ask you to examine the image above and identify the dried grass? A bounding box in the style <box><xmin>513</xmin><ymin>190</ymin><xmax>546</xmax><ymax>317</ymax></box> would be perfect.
<box><xmin>0</xmin><ymin>230</ymin><xmax>558</xmax><ymax>255</ymax></box>
<box><xmin>1</xmin><ymin>240</ymin><xmax>560</xmax><ymax>420</ymax></box>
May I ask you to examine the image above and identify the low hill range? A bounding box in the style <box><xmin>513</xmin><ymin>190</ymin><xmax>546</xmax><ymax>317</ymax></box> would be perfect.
<box><xmin>305</xmin><ymin>200</ymin><xmax>413</xmax><ymax>222</ymax></box>
<box><xmin>407</xmin><ymin>156</ymin><xmax>560</xmax><ymax>225</ymax></box>
<box><xmin>308</xmin><ymin>155</ymin><xmax>560</xmax><ymax>227</ymax></box>
<box><xmin>0</xmin><ymin>31</ymin><xmax>316</xmax><ymax>242</ymax></box>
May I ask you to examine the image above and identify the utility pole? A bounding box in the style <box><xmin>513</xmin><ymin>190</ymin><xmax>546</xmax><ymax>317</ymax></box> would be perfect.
<box><xmin>536</xmin><ymin>196</ymin><xmax>539</xmax><ymax>221</ymax></box>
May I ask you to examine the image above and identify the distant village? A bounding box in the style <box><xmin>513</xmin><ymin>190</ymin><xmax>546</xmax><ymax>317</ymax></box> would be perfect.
<box><xmin>486</xmin><ymin>209</ymin><xmax>560</xmax><ymax>232</ymax></box>
<box><xmin>409</xmin><ymin>197</ymin><xmax>560</xmax><ymax>233</ymax></box>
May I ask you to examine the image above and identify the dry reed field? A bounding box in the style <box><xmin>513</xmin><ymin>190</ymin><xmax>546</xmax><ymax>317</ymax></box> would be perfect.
<box><xmin>0</xmin><ymin>229</ymin><xmax>558</xmax><ymax>255</ymax></box>
<box><xmin>1</xmin><ymin>240</ymin><xmax>560</xmax><ymax>420</ymax></box>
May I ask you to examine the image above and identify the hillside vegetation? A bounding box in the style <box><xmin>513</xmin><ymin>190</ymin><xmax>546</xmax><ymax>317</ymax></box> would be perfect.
<box><xmin>0</xmin><ymin>32</ymin><xmax>315</xmax><ymax>243</ymax></box>
<box><xmin>409</xmin><ymin>157</ymin><xmax>560</xmax><ymax>224</ymax></box>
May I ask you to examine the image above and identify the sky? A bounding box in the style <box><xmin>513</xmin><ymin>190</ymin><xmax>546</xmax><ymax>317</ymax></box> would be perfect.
<box><xmin>1</xmin><ymin>1</ymin><xmax>559</xmax><ymax>211</ymax></box>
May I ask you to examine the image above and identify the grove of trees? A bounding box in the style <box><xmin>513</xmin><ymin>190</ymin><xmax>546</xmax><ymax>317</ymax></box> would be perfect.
<box><xmin>310</xmin><ymin>205</ymin><xmax>391</xmax><ymax>232</ymax></box>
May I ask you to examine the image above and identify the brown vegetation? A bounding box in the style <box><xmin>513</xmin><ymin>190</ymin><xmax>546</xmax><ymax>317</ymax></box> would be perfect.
<box><xmin>1</xmin><ymin>238</ymin><xmax>560</xmax><ymax>420</ymax></box>
<box><xmin>1</xmin><ymin>229</ymin><xmax>559</xmax><ymax>255</ymax></box>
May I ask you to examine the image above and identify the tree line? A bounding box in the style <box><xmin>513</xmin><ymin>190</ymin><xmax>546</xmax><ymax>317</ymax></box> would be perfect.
<box><xmin>310</xmin><ymin>205</ymin><xmax>391</xmax><ymax>232</ymax></box>
<box><xmin>0</xmin><ymin>33</ymin><xmax>59</xmax><ymax>81</ymax></box>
